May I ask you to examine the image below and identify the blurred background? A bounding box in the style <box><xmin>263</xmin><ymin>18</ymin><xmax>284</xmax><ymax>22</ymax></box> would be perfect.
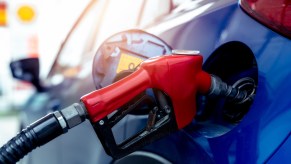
<box><xmin>0</xmin><ymin>0</ymin><xmax>96</xmax><ymax>146</ymax></box>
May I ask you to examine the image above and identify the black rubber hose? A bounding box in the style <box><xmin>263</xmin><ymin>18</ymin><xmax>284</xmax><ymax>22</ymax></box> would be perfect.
<box><xmin>0</xmin><ymin>103</ymin><xmax>87</xmax><ymax>164</ymax></box>
<box><xmin>0</xmin><ymin>113</ymin><xmax>64</xmax><ymax>164</ymax></box>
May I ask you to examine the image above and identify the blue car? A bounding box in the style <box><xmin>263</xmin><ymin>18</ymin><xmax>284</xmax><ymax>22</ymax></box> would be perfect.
<box><xmin>9</xmin><ymin>0</ymin><xmax>291</xmax><ymax>163</ymax></box>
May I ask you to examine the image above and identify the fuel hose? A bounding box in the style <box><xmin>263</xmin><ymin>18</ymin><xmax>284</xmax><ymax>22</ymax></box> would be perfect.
<box><xmin>0</xmin><ymin>103</ymin><xmax>87</xmax><ymax>164</ymax></box>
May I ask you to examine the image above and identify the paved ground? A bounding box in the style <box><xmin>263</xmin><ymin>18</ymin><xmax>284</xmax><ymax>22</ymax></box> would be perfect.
<box><xmin>0</xmin><ymin>115</ymin><xmax>19</xmax><ymax>147</ymax></box>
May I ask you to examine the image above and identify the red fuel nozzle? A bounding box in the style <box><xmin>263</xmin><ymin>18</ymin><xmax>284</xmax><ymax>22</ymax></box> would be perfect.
<box><xmin>81</xmin><ymin>51</ymin><xmax>251</xmax><ymax>158</ymax></box>
<box><xmin>81</xmin><ymin>53</ymin><xmax>211</xmax><ymax>129</ymax></box>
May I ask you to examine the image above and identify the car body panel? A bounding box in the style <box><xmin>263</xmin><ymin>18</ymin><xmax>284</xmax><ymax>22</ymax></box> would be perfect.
<box><xmin>268</xmin><ymin>134</ymin><xmax>291</xmax><ymax>163</ymax></box>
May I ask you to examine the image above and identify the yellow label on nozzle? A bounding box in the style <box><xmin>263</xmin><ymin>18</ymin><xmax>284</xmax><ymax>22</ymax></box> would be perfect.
<box><xmin>116</xmin><ymin>53</ymin><xmax>144</xmax><ymax>73</ymax></box>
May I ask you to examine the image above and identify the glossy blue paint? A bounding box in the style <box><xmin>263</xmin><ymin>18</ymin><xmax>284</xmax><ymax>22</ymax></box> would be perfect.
<box><xmin>146</xmin><ymin>1</ymin><xmax>291</xmax><ymax>163</ymax></box>
<box><xmin>267</xmin><ymin>133</ymin><xmax>291</xmax><ymax>163</ymax></box>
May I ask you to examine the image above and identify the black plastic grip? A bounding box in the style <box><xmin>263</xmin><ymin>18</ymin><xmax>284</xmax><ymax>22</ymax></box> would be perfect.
<box><xmin>0</xmin><ymin>113</ymin><xmax>63</xmax><ymax>164</ymax></box>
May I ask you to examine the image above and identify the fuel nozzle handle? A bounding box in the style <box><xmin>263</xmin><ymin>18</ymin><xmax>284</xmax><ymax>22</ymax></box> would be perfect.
<box><xmin>81</xmin><ymin>54</ymin><xmax>212</xmax><ymax>129</ymax></box>
<box><xmin>80</xmin><ymin>53</ymin><xmax>213</xmax><ymax>158</ymax></box>
<box><xmin>208</xmin><ymin>75</ymin><xmax>248</xmax><ymax>104</ymax></box>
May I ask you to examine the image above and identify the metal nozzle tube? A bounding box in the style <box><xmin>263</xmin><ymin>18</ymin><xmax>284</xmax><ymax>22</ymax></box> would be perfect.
<box><xmin>208</xmin><ymin>75</ymin><xmax>248</xmax><ymax>104</ymax></box>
